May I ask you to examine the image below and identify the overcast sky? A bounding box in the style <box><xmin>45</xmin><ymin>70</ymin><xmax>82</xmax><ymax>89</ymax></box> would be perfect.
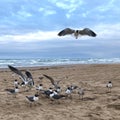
<box><xmin>0</xmin><ymin>0</ymin><xmax>120</xmax><ymax>58</ymax></box>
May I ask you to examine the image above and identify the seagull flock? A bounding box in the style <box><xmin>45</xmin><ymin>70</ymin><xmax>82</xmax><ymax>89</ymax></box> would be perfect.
<box><xmin>5</xmin><ymin>65</ymin><xmax>112</xmax><ymax>107</ymax></box>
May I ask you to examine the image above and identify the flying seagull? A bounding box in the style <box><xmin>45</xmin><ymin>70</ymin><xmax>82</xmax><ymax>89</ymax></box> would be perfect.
<box><xmin>43</xmin><ymin>74</ymin><xmax>62</xmax><ymax>89</ymax></box>
<box><xmin>8</xmin><ymin>65</ymin><xmax>34</xmax><ymax>90</ymax></box>
<box><xmin>58</xmin><ymin>28</ymin><xmax>97</xmax><ymax>39</ymax></box>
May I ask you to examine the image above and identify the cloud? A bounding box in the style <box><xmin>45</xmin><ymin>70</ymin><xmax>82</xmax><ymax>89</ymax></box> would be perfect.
<box><xmin>0</xmin><ymin>0</ymin><xmax>120</xmax><ymax>34</ymax></box>
<box><xmin>16</xmin><ymin>7</ymin><xmax>33</xmax><ymax>18</ymax></box>
<box><xmin>96</xmin><ymin>0</ymin><xmax>116</xmax><ymax>12</ymax></box>
<box><xmin>0</xmin><ymin>30</ymin><xmax>59</xmax><ymax>43</ymax></box>
<box><xmin>49</xmin><ymin>0</ymin><xmax>84</xmax><ymax>18</ymax></box>
<box><xmin>0</xmin><ymin>22</ymin><xmax>120</xmax><ymax>44</ymax></box>
<box><xmin>38</xmin><ymin>7</ymin><xmax>56</xmax><ymax>16</ymax></box>
<box><xmin>94</xmin><ymin>23</ymin><xmax>120</xmax><ymax>40</ymax></box>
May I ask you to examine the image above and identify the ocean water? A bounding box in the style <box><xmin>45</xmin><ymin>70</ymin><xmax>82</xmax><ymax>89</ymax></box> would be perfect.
<box><xmin>0</xmin><ymin>57</ymin><xmax>120</xmax><ymax>68</ymax></box>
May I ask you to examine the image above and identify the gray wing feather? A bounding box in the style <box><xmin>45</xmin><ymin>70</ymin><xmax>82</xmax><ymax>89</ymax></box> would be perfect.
<box><xmin>43</xmin><ymin>74</ymin><xmax>55</xmax><ymax>85</ymax></box>
<box><xmin>26</xmin><ymin>96</ymin><xmax>34</xmax><ymax>102</ymax></box>
<box><xmin>80</xmin><ymin>28</ymin><xmax>97</xmax><ymax>37</ymax></box>
<box><xmin>25</xmin><ymin>71</ymin><xmax>33</xmax><ymax>79</ymax></box>
<box><xmin>25</xmin><ymin>71</ymin><xmax>34</xmax><ymax>86</ymax></box>
<box><xmin>58</xmin><ymin>28</ymin><xmax>75</xmax><ymax>36</ymax></box>
<box><xmin>8</xmin><ymin>65</ymin><xmax>26</xmax><ymax>82</ymax></box>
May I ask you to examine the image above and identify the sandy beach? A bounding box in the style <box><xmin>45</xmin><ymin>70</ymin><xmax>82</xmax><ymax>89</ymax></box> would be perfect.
<box><xmin>0</xmin><ymin>64</ymin><xmax>120</xmax><ymax>120</ymax></box>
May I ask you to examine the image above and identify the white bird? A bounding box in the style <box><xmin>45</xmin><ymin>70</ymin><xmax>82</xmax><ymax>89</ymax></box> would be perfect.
<box><xmin>65</xmin><ymin>87</ymin><xmax>73</xmax><ymax>99</ymax></box>
<box><xmin>58</xmin><ymin>28</ymin><xmax>97</xmax><ymax>39</ymax></box>
<box><xmin>36</xmin><ymin>84</ymin><xmax>43</xmax><ymax>91</ymax></box>
<box><xmin>26</xmin><ymin>94</ymin><xmax>39</xmax><ymax>107</ymax></box>
<box><xmin>13</xmin><ymin>79</ymin><xmax>19</xmax><ymax>87</ymax></box>
<box><xmin>106</xmin><ymin>81</ymin><xmax>112</xmax><ymax>92</ymax></box>
<box><xmin>26</xmin><ymin>94</ymin><xmax>39</xmax><ymax>102</ymax></box>
<box><xmin>5</xmin><ymin>86</ymin><xmax>19</xmax><ymax>97</ymax></box>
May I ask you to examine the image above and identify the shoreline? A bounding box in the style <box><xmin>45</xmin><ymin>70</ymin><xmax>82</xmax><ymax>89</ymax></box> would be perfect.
<box><xmin>1</xmin><ymin>57</ymin><xmax>120</xmax><ymax>69</ymax></box>
<box><xmin>1</xmin><ymin>63</ymin><xmax>120</xmax><ymax>70</ymax></box>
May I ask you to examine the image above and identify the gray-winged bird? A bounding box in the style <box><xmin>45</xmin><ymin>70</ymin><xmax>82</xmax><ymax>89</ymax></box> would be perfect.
<box><xmin>58</xmin><ymin>28</ymin><xmax>97</xmax><ymax>39</ymax></box>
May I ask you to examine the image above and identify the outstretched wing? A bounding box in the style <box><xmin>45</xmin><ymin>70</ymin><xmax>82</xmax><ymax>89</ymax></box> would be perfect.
<box><xmin>58</xmin><ymin>28</ymin><xmax>75</xmax><ymax>36</ymax></box>
<box><xmin>43</xmin><ymin>74</ymin><xmax>55</xmax><ymax>85</ymax></box>
<box><xmin>25</xmin><ymin>71</ymin><xmax>34</xmax><ymax>86</ymax></box>
<box><xmin>79</xmin><ymin>28</ymin><xmax>97</xmax><ymax>37</ymax></box>
<box><xmin>25</xmin><ymin>71</ymin><xmax>33</xmax><ymax>79</ymax></box>
<box><xmin>8</xmin><ymin>65</ymin><xmax>26</xmax><ymax>82</ymax></box>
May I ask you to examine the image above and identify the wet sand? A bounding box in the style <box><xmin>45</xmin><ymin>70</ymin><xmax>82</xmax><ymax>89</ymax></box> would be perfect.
<box><xmin>0</xmin><ymin>64</ymin><xmax>120</xmax><ymax>120</ymax></box>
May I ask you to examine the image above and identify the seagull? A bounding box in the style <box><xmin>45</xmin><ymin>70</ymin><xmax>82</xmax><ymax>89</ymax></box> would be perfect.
<box><xmin>43</xmin><ymin>74</ymin><xmax>62</xmax><ymax>89</ymax></box>
<box><xmin>78</xmin><ymin>88</ymin><xmax>85</xmax><ymax>100</ymax></box>
<box><xmin>26</xmin><ymin>94</ymin><xmax>39</xmax><ymax>107</ymax></box>
<box><xmin>35</xmin><ymin>84</ymin><xmax>44</xmax><ymax>95</ymax></box>
<box><xmin>5</xmin><ymin>86</ymin><xmax>19</xmax><ymax>97</ymax></box>
<box><xmin>65</xmin><ymin>85</ymin><xmax>78</xmax><ymax>99</ymax></box>
<box><xmin>58</xmin><ymin>28</ymin><xmax>97</xmax><ymax>39</ymax></box>
<box><xmin>56</xmin><ymin>86</ymin><xmax>61</xmax><ymax>93</ymax></box>
<box><xmin>106</xmin><ymin>81</ymin><xmax>112</xmax><ymax>92</ymax></box>
<box><xmin>8</xmin><ymin>65</ymin><xmax>34</xmax><ymax>90</ymax></box>
<box><xmin>26</xmin><ymin>94</ymin><xmax>39</xmax><ymax>102</ymax></box>
<box><xmin>13</xmin><ymin>79</ymin><xmax>19</xmax><ymax>87</ymax></box>
<box><xmin>65</xmin><ymin>87</ymin><xmax>73</xmax><ymax>99</ymax></box>
<box><xmin>42</xmin><ymin>87</ymin><xmax>53</xmax><ymax>97</ymax></box>
<box><xmin>50</xmin><ymin>92</ymin><xmax>66</xmax><ymax>100</ymax></box>
<box><xmin>36</xmin><ymin>84</ymin><xmax>43</xmax><ymax>91</ymax></box>
<box><xmin>49</xmin><ymin>91</ymin><xmax>66</xmax><ymax>104</ymax></box>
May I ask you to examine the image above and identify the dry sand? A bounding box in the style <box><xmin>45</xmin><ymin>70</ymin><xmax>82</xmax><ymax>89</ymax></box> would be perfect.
<box><xmin>0</xmin><ymin>64</ymin><xmax>120</xmax><ymax>120</ymax></box>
